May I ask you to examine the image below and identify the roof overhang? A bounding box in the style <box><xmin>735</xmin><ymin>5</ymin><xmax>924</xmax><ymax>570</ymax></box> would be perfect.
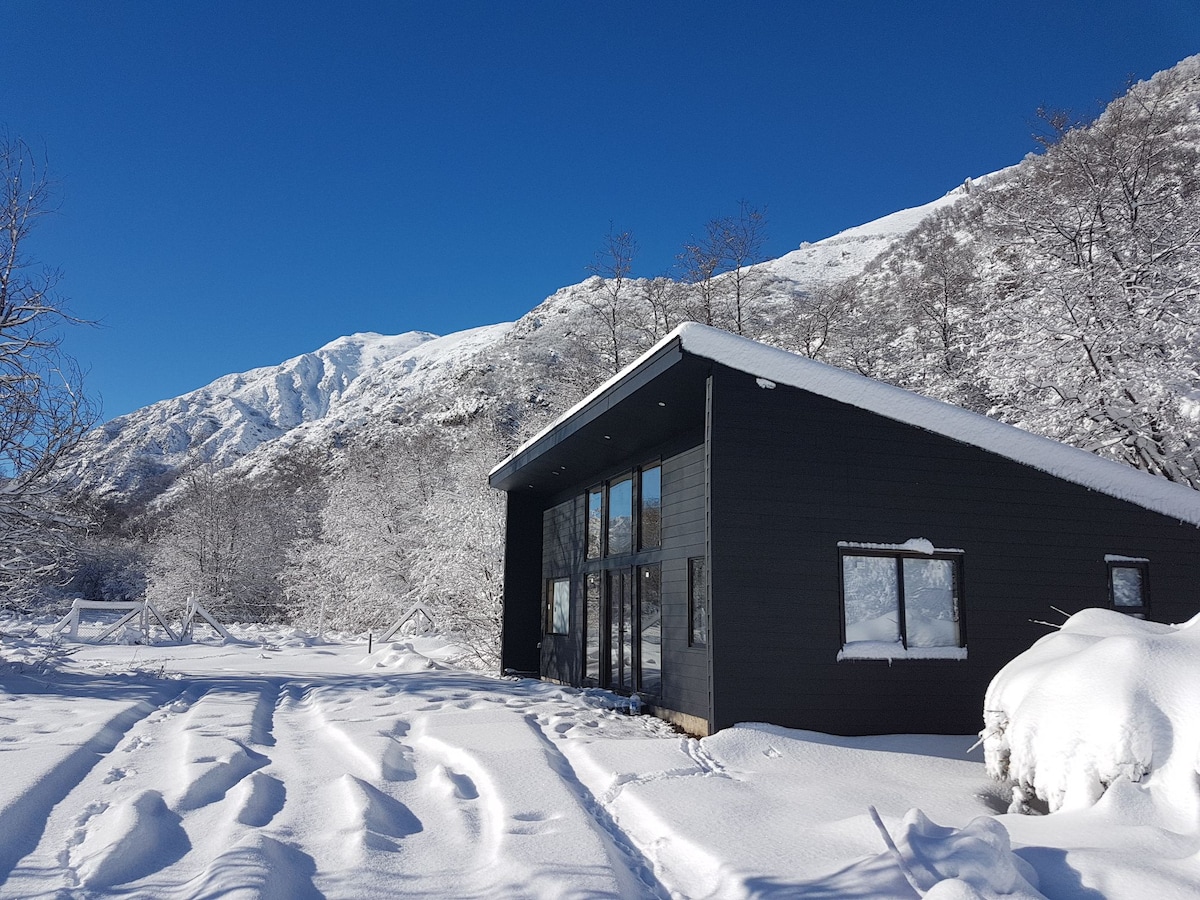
<box><xmin>489</xmin><ymin>335</ymin><xmax>710</xmax><ymax>494</ymax></box>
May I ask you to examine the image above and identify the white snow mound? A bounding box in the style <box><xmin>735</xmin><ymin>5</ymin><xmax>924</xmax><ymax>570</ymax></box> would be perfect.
<box><xmin>982</xmin><ymin>607</ymin><xmax>1200</xmax><ymax>822</ymax></box>
<box><xmin>881</xmin><ymin>809</ymin><xmax>1044</xmax><ymax>900</ymax></box>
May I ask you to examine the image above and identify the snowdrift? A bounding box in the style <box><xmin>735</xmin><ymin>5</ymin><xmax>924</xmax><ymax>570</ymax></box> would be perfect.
<box><xmin>982</xmin><ymin>607</ymin><xmax>1200</xmax><ymax>824</ymax></box>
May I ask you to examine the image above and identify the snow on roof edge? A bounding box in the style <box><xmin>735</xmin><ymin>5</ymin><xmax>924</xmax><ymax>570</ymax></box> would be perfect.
<box><xmin>677</xmin><ymin>323</ymin><xmax>1200</xmax><ymax>528</ymax></box>
<box><xmin>494</xmin><ymin>322</ymin><xmax>1200</xmax><ymax>529</ymax></box>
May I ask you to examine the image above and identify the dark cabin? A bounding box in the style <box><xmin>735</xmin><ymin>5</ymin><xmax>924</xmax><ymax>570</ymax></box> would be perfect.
<box><xmin>488</xmin><ymin>324</ymin><xmax>1200</xmax><ymax>736</ymax></box>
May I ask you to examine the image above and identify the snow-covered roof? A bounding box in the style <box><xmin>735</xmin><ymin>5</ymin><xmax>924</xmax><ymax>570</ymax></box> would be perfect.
<box><xmin>496</xmin><ymin>322</ymin><xmax>1200</xmax><ymax>528</ymax></box>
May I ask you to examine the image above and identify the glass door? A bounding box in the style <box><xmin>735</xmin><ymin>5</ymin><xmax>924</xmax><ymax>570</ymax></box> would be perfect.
<box><xmin>606</xmin><ymin>569</ymin><xmax>634</xmax><ymax>692</ymax></box>
<box><xmin>638</xmin><ymin>565</ymin><xmax>662</xmax><ymax>697</ymax></box>
<box><xmin>584</xmin><ymin>573</ymin><xmax>601</xmax><ymax>685</ymax></box>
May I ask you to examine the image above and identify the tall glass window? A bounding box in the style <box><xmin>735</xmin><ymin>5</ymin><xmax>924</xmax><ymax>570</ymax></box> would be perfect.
<box><xmin>842</xmin><ymin>555</ymin><xmax>901</xmax><ymax>643</ymax></box>
<box><xmin>902</xmin><ymin>558</ymin><xmax>957</xmax><ymax>648</ymax></box>
<box><xmin>639</xmin><ymin>465</ymin><xmax>662</xmax><ymax>549</ymax></box>
<box><xmin>584</xmin><ymin>573</ymin><xmax>601</xmax><ymax>684</ymax></box>
<box><xmin>608</xmin><ymin>569</ymin><xmax>634</xmax><ymax>690</ymax></box>
<box><xmin>607</xmin><ymin>476</ymin><xmax>633</xmax><ymax>556</ymax></box>
<box><xmin>586</xmin><ymin>488</ymin><xmax>603</xmax><ymax>560</ymax></box>
<box><xmin>689</xmin><ymin>557</ymin><xmax>708</xmax><ymax>647</ymax></box>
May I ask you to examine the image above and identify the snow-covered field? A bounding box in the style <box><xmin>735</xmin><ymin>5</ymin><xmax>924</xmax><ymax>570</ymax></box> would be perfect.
<box><xmin>1</xmin><ymin>619</ymin><xmax>1197</xmax><ymax>899</ymax></box>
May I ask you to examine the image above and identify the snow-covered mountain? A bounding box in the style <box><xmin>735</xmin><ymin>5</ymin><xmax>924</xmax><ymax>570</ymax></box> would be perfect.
<box><xmin>68</xmin><ymin>330</ymin><xmax>430</xmax><ymax>499</ymax></box>
<box><xmin>70</xmin><ymin>183</ymin><xmax>979</xmax><ymax>509</ymax></box>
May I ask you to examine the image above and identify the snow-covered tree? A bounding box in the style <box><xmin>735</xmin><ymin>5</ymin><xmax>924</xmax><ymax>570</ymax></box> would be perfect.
<box><xmin>285</xmin><ymin>430</ymin><xmax>433</xmax><ymax>633</ymax></box>
<box><xmin>400</xmin><ymin>430</ymin><xmax>505</xmax><ymax>667</ymax></box>
<box><xmin>845</xmin><ymin>206</ymin><xmax>991</xmax><ymax>412</ymax></box>
<box><xmin>145</xmin><ymin>454</ymin><xmax>322</xmax><ymax>621</ymax></box>
<box><xmin>0</xmin><ymin>136</ymin><xmax>97</xmax><ymax>605</ymax></box>
<box><xmin>980</xmin><ymin>61</ymin><xmax>1200</xmax><ymax>485</ymax></box>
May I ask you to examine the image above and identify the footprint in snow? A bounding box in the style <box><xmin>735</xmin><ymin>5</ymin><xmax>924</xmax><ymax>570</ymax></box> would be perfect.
<box><xmin>380</xmin><ymin>739</ymin><xmax>417</xmax><ymax>782</ymax></box>
<box><xmin>444</xmin><ymin>768</ymin><xmax>479</xmax><ymax>801</ymax></box>
<box><xmin>235</xmin><ymin>772</ymin><xmax>287</xmax><ymax>827</ymax></box>
<box><xmin>507</xmin><ymin>810</ymin><xmax>559</xmax><ymax>836</ymax></box>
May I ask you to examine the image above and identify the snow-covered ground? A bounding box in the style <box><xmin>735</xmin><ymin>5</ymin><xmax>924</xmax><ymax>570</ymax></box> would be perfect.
<box><xmin>1</xmin><ymin>619</ymin><xmax>1197</xmax><ymax>899</ymax></box>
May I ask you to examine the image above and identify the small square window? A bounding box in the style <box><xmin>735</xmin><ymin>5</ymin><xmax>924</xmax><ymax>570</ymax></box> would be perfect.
<box><xmin>1108</xmin><ymin>560</ymin><xmax>1149</xmax><ymax>614</ymax></box>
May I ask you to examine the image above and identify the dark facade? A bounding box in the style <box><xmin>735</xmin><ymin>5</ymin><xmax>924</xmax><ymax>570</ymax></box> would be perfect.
<box><xmin>489</xmin><ymin>326</ymin><xmax>1200</xmax><ymax>736</ymax></box>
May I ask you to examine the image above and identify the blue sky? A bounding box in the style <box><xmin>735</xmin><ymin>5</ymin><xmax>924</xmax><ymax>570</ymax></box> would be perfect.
<box><xmin>6</xmin><ymin>1</ymin><xmax>1199</xmax><ymax>421</ymax></box>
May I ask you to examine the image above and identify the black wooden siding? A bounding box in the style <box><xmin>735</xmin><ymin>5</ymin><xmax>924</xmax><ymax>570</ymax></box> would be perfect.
<box><xmin>658</xmin><ymin>444</ymin><xmax>710</xmax><ymax>723</ymax></box>
<box><xmin>541</xmin><ymin>496</ymin><xmax>583</xmax><ymax>683</ymax></box>
<box><xmin>500</xmin><ymin>491</ymin><xmax>545</xmax><ymax>676</ymax></box>
<box><xmin>706</xmin><ymin>363</ymin><xmax>1200</xmax><ymax>735</ymax></box>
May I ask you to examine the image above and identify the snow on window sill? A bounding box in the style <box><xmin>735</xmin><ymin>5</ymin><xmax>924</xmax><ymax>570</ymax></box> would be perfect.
<box><xmin>838</xmin><ymin>538</ymin><xmax>965</xmax><ymax>555</ymax></box>
<box><xmin>837</xmin><ymin>641</ymin><xmax>967</xmax><ymax>661</ymax></box>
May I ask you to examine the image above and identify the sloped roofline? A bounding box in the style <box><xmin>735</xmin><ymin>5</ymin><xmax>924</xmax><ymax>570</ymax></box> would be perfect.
<box><xmin>492</xmin><ymin>322</ymin><xmax>1200</xmax><ymax>528</ymax></box>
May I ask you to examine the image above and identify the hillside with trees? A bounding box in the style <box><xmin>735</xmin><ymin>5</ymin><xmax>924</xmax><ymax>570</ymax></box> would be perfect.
<box><xmin>23</xmin><ymin>55</ymin><xmax>1200</xmax><ymax>666</ymax></box>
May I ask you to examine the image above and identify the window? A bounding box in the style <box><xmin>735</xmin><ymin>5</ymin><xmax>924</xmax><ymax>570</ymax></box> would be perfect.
<box><xmin>639</xmin><ymin>564</ymin><xmax>662</xmax><ymax>695</ymax></box>
<box><xmin>586</xmin><ymin>488</ymin><xmax>603</xmax><ymax>560</ymax></box>
<box><xmin>547</xmin><ymin>578</ymin><xmax>571</xmax><ymax>635</ymax></box>
<box><xmin>586</xmin><ymin>465</ymin><xmax>662</xmax><ymax>560</ymax></box>
<box><xmin>584</xmin><ymin>573</ymin><xmax>601</xmax><ymax>683</ymax></box>
<box><xmin>639</xmin><ymin>465</ymin><xmax>662</xmax><ymax>549</ymax></box>
<box><xmin>689</xmin><ymin>557</ymin><xmax>708</xmax><ymax>647</ymax></box>
<box><xmin>1108</xmin><ymin>557</ymin><xmax>1149</xmax><ymax>615</ymax></box>
<box><xmin>840</xmin><ymin>549</ymin><xmax>962</xmax><ymax>650</ymax></box>
<box><xmin>607</xmin><ymin>476</ymin><xmax>633</xmax><ymax>556</ymax></box>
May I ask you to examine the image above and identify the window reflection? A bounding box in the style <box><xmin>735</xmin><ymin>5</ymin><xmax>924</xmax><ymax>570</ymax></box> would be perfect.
<box><xmin>640</xmin><ymin>466</ymin><xmax>662</xmax><ymax>549</ymax></box>
<box><xmin>639</xmin><ymin>565</ymin><xmax>662</xmax><ymax>696</ymax></box>
<box><xmin>586</xmin><ymin>488</ymin><xmax>603</xmax><ymax>560</ymax></box>
<box><xmin>608</xmin><ymin>476</ymin><xmax>633</xmax><ymax>556</ymax></box>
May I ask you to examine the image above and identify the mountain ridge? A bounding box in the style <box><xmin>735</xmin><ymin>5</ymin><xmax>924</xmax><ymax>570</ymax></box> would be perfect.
<box><xmin>70</xmin><ymin>178</ymin><xmax>990</xmax><ymax>509</ymax></box>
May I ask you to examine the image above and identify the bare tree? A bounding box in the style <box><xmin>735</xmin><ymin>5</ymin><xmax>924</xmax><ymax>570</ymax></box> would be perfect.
<box><xmin>0</xmin><ymin>135</ymin><xmax>96</xmax><ymax>602</ymax></box>
<box><xmin>580</xmin><ymin>226</ymin><xmax>640</xmax><ymax>375</ymax></box>
<box><xmin>778</xmin><ymin>278</ymin><xmax>855</xmax><ymax>361</ymax></box>
<box><xmin>637</xmin><ymin>275</ymin><xmax>683</xmax><ymax>343</ymax></box>
<box><xmin>677</xmin><ymin>224</ymin><xmax>725</xmax><ymax>328</ymax></box>
<box><xmin>677</xmin><ymin>202</ymin><xmax>768</xmax><ymax>334</ymax></box>
<box><xmin>715</xmin><ymin>200</ymin><xmax>768</xmax><ymax>335</ymax></box>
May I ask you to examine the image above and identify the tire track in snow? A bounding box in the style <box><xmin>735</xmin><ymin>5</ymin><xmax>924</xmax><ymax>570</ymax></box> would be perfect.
<box><xmin>268</xmin><ymin>679</ymin><xmax>495</xmax><ymax>895</ymax></box>
<box><xmin>0</xmin><ymin>682</ymin><xmax>184</xmax><ymax>886</ymax></box>
<box><xmin>2</xmin><ymin>679</ymin><xmax>298</xmax><ymax>896</ymax></box>
<box><xmin>523</xmin><ymin>714</ymin><xmax>672</xmax><ymax>900</ymax></box>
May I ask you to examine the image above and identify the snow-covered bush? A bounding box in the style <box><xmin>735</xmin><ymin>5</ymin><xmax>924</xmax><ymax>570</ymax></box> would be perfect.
<box><xmin>982</xmin><ymin>607</ymin><xmax>1200</xmax><ymax>823</ymax></box>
